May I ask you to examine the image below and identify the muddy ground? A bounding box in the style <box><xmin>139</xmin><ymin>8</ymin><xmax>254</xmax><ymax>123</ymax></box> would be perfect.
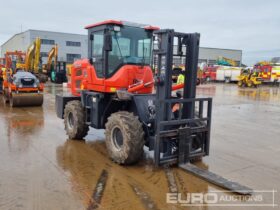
<box><xmin>0</xmin><ymin>83</ymin><xmax>279</xmax><ymax>210</ymax></box>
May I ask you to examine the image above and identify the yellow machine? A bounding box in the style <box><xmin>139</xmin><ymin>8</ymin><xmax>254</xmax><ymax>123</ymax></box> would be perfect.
<box><xmin>217</xmin><ymin>56</ymin><xmax>238</xmax><ymax>67</ymax></box>
<box><xmin>34</xmin><ymin>37</ymin><xmax>41</xmax><ymax>73</ymax></box>
<box><xmin>25</xmin><ymin>38</ymin><xmax>37</xmax><ymax>70</ymax></box>
<box><xmin>24</xmin><ymin>37</ymin><xmax>48</xmax><ymax>82</ymax></box>
<box><xmin>43</xmin><ymin>44</ymin><xmax>58</xmax><ymax>74</ymax></box>
<box><xmin>237</xmin><ymin>69</ymin><xmax>263</xmax><ymax>88</ymax></box>
<box><xmin>42</xmin><ymin>44</ymin><xmax>67</xmax><ymax>83</ymax></box>
<box><xmin>66</xmin><ymin>64</ymin><xmax>72</xmax><ymax>76</ymax></box>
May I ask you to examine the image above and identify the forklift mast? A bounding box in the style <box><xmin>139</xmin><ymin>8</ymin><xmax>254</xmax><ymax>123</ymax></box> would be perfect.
<box><xmin>152</xmin><ymin>29</ymin><xmax>212</xmax><ymax>166</ymax></box>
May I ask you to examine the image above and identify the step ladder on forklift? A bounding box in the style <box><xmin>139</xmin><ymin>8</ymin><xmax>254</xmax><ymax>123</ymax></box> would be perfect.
<box><xmin>152</xmin><ymin>29</ymin><xmax>252</xmax><ymax>195</ymax></box>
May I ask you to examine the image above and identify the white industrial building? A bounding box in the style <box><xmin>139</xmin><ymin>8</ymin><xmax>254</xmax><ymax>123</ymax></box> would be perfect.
<box><xmin>172</xmin><ymin>46</ymin><xmax>242</xmax><ymax>66</ymax></box>
<box><xmin>1</xmin><ymin>29</ymin><xmax>242</xmax><ymax>66</ymax></box>
<box><xmin>0</xmin><ymin>29</ymin><xmax>87</xmax><ymax>63</ymax></box>
<box><xmin>199</xmin><ymin>47</ymin><xmax>242</xmax><ymax>65</ymax></box>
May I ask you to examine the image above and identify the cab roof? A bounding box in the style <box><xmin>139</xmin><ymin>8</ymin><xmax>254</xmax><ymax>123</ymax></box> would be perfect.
<box><xmin>85</xmin><ymin>19</ymin><xmax>159</xmax><ymax>30</ymax></box>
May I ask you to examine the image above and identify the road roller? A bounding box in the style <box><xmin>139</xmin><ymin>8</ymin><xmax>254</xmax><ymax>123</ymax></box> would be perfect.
<box><xmin>2</xmin><ymin>70</ymin><xmax>44</xmax><ymax>107</ymax></box>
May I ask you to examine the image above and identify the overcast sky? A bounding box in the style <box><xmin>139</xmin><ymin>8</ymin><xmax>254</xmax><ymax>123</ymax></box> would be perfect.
<box><xmin>0</xmin><ymin>0</ymin><xmax>279</xmax><ymax>65</ymax></box>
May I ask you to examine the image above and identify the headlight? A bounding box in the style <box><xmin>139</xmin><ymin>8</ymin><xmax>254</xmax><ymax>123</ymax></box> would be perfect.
<box><xmin>33</xmin><ymin>83</ymin><xmax>37</xmax><ymax>87</ymax></box>
<box><xmin>19</xmin><ymin>84</ymin><xmax>23</xmax><ymax>88</ymax></box>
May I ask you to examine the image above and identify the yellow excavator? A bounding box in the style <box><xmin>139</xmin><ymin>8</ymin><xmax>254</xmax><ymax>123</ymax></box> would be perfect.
<box><xmin>24</xmin><ymin>37</ymin><xmax>48</xmax><ymax>82</ymax></box>
<box><xmin>43</xmin><ymin>44</ymin><xmax>67</xmax><ymax>83</ymax></box>
<box><xmin>43</xmin><ymin>44</ymin><xmax>58</xmax><ymax>74</ymax></box>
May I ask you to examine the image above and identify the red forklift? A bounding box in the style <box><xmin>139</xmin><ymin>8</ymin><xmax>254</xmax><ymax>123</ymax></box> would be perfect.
<box><xmin>56</xmin><ymin>20</ymin><xmax>251</xmax><ymax>194</ymax></box>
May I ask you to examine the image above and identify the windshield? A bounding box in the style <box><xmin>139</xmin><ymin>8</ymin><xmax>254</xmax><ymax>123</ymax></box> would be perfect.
<box><xmin>108</xmin><ymin>26</ymin><xmax>153</xmax><ymax>75</ymax></box>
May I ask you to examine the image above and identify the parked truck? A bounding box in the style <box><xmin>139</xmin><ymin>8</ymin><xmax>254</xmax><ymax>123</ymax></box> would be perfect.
<box><xmin>216</xmin><ymin>66</ymin><xmax>242</xmax><ymax>82</ymax></box>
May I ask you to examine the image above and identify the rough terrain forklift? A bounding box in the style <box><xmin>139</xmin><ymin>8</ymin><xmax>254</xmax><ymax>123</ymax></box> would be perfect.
<box><xmin>56</xmin><ymin>20</ymin><xmax>251</xmax><ymax>194</ymax></box>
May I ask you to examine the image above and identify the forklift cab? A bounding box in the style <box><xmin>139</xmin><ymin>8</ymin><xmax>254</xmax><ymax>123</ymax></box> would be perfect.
<box><xmin>85</xmin><ymin>20</ymin><xmax>157</xmax><ymax>79</ymax></box>
<box><xmin>70</xmin><ymin>20</ymin><xmax>158</xmax><ymax>95</ymax></box>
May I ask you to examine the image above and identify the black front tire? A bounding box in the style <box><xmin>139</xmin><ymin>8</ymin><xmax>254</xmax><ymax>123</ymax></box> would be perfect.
<box><xmin>105</xmin><ymin>111</ymin><xmax>145</xmax><ymax>165</ymax></box>
<box><xmin>64</xmin><ymin>100</ymin><xmax>89</xmax><ymax>140</ymax></box>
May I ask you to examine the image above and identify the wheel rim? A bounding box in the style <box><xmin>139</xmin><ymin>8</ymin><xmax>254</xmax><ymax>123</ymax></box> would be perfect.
<box><xmin>67</xmin><ymin>112</ymin><xmax>75</xmax><ymax>129</ymax></box>
<box><xmin>112</xmin><ymin>126</ymin><xmax>124</xmax><ymax>150</ymax></box>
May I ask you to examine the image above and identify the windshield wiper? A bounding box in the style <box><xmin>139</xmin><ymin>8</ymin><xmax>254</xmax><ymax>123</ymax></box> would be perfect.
<box><xmin>142</xmin><ymin>42</ymin><xmax>147</xmax><ymax>67</ymax></box>
<box><xmin>114</xmin><ymin>33</ymin><xmax>123</xmax><ymax>61</ymax></box>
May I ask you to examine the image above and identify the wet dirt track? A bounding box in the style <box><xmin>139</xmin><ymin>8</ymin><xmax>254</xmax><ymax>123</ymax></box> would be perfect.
<box><xmin>0</xmin><ymin>83</ymin><xmax>279</xmax><ymax>210</ymax></box>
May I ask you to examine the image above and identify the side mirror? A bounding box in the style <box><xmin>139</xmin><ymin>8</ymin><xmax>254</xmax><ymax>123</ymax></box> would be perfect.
<box><xmin>89</xmin><ymin>34</ymin><xmax>94</xmax><ymax>64</ymax></box>
<box><xmin>90</xmin><ymin>34</ymin><xmax>94</xmax><ymax>41</ymax></box>
<box><xmin>177</xmin><ymin>37</ymin><xmax>183</xmax><ymax>56</ymax></box>
<box><xmin>104</xmin><ymin>33</ymin><xmax>112</xmax><ymax>51</ymax></box>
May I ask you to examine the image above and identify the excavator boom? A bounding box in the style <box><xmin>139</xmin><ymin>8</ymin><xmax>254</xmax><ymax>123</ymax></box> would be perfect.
<box><xmin>25</xmin><ymin>37</ymin><xmax>41</xmax><ymax>72</ymax></box>
<box><xmin>34</xmin><ymin>38</ymin><xmax>41</xmax><ymax>73</ymax></box>
<box><xmin>46</xmin><ymin>44</ymin><xmax>58</xmax><ymax>71</ymax></box>
<box><xmin>217</xmin><ymin>56</ymin><xmax>237</xmax><ymax>67</ymax></box>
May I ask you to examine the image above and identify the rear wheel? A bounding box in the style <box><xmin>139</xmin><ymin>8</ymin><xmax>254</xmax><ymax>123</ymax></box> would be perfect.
<box><xmin>247</xmin><ymin>80</ymin><xmax>253</xmax><ymax>87</ymax></box>
<box><xmin>105</xmin><ymin>111</ymin><xmax>145</xmax><ymax>165</ymax></box>
<box><xmin>237</xmin><ymin>81</ymin><xmax>243</xmax><ymax>87</ymax></box>
<box><xmin>64</xmin><ymin>100</ymin><xmax>89</xmax><ymax>140</ymax></box>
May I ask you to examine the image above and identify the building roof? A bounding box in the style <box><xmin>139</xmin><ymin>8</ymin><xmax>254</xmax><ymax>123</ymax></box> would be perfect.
<box><xmin>28</xmin><ymin>29</ymin><xmax>87</xmax><ymax>36</ymax></box>
<box><xmin>1</xmin><ymin>32</ymin><xmax>24</xmax><ymax>47</ymax></box>
<box><xmin>1</xmin><ymin>29</ymin><xmax>87</xmax><ymax>47</ymax></box>
<box><xmin>200</xmin><ymin>46</ymin><xmax>242</xmax><ymax>52</ymax></box>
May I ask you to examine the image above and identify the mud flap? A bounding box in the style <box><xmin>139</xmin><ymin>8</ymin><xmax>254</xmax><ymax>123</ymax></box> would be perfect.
<box><xmin>179</xmin><ymin>163</ymin><xmax>253</xmax><ymax>195</ymax></box>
